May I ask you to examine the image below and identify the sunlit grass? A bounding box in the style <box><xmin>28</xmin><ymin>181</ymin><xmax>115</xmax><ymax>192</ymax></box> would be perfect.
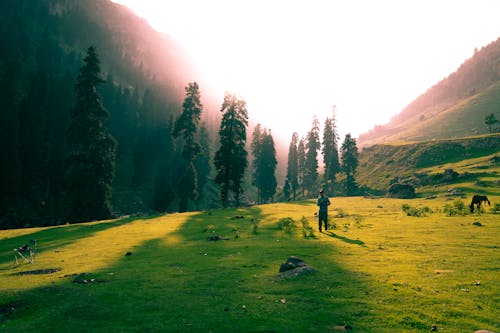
<box><xmin>1</xmin><ymin>197</ymin><xmax>498</xmax><ymax>332</ymax></box>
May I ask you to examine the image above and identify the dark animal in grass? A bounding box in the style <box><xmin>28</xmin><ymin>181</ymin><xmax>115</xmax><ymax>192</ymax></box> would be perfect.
<box><xmin>470</xmin><ymin>195</ymin><xmax>490</xmax><ymax>213</ymax></box>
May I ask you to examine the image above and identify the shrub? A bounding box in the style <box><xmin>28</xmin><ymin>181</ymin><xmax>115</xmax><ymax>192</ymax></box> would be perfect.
<box><xmin>493</xmin><ymin>203</ymin><xmax>500</xmax><ymax>213</ymax></box>
<box><xmin>353</xmin><ymin>215</ymin><xmax>363</xmax><ymax>226</ymax></box>
<box><xmin>301</xmin><ymin>216</ymin><xmax>314</xmax><ymax>238</ymax></box>
<box><xmin>402</xmin><ymin>204</ymin><xmax>430</xmax><ymax>217</ymax></box>
<box><xmin>278</xmin><ymin>217</ymin><xmax>297</xmax><ymax>234</ymax></box>
<box><xmin>443</xmin><ymin>199</ymin><xmax>469</xmax><ymax>216</ymax></box>
<box><xmin>336</xmin><ymin>208</ymin><xmax>348</xmax><ymax>218</ymax></box>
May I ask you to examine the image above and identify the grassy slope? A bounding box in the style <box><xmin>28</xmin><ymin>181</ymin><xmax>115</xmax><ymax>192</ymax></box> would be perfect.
<box><xmin>357</xmin><ymin>134</ymin><xmax>500</xmax><ymax>192</ymax></box>
<box><xmin>358</xmin><ymin>81</ymin><xmax>500</xmax><ymax>147</ymax></box>
<box><xmin>1</xmin><ymin>198</ymin><xmax>499</xmax><ymax>332</ymax></box>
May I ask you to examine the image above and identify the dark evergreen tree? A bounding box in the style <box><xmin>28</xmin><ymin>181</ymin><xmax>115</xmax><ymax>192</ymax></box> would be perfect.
<box><xmin>252</xmin><ymin>127</ymin><xmax>277</xmax><ymax>203</ymax></box>
<box><xmin>174</xmin><ymin>82</ymin><xmax>203</xmax><ymax>212</ymax></box>
<box><xmin>484</xmin><ymin>113</ymin><xmax>498</xmax><ymax>133</ymax></box>
<box><xmin>64</xmin><ymin>46</ymin><xmax>116</xmax><ymax>222</ymax></box>
<box><xmin>286</xmin><ymin>132</ymin><xmax>299</xmax><ymax>200</ymax></box>
<box><xmin>133</xmin><ymin>88</ymin><xmax>160</xmax><ymax>188</ymax></box>
<box><xmin>304</xmin><ymin>117</ymin><xmax>320</xmax><ymax>196</ymax></box>
<box><xmin>153</xmin><ymin>118</ymin><xmax>176</xmax><ymax>212</ymax></box>
<box><xmin>322</xmin><ymin>109</ymin><xmax>340</xmax><ymax>194</ymax></box>
<box><xmin>283</xmin><ymin>179</ymin><xmax>291</xmax><ymax>201</ymax></box>
<box><xmin>251</xmin><ymin>124</ymin><xmax>263</xmax><ymax>203</ymax></box>
<box><xmin>194</xmin><ymin>125</ymin><xmax>212</xmax><ymax>209</ymax></box>
<box><xmin>297</xmin><ymin>137</ymin><xmax>306</xmax><ymax>197</ymax></box>
<box><xmin>0</xmin><ymin>55</ymin><xmax>22</xmax><ymax>228</ymax></box>
<box><xmin>214</xmin><ymin>93</ymin><xmax>248</xmax><ymax>207</ymax></box>
<box><xmin>340</xmin><ymin>133</ymin><xmax>359</xmax><ymax>196</ymax></box>
<box><xmin>258</xmin><ymin>130</ymin><xmax>277</xmax><ymax>203</ymax></box>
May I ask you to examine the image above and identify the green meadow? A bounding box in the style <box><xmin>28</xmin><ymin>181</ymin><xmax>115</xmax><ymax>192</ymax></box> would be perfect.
<box><xmin>1</xmin><ymin>196</ymin><xmax>498</xmax><ymax>332</ymax></box>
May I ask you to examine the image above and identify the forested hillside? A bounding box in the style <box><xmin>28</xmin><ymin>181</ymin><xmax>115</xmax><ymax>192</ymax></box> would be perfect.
<box><xmin>358</xmin><ymin>37</ymin><xmax>500</xmax><ymax>146</ymax></box>
<box><xmin>0</xmin><ymin>0</ymin><xmax>218</xmax><ymax>229</ymax></box>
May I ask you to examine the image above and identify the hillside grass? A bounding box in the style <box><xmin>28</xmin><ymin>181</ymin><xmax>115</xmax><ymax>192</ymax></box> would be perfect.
<box><xmin>1</xmin><ymin>197</ymin><xmax>499</xmax><ymax>332</ymax></box>
<box><xmin>358</xmin><ymin>81</ymin><xmax>500</xmax><ymax>146</ymax></box>
<box><xmin>357</xmin><ymin>134</ymin><xmax>500</xmax><ymax>193</ymax></box>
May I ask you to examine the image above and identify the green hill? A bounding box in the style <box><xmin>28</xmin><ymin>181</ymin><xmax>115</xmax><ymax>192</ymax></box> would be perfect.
<box><xmin>1</xmin><ymin>198</ymin><xmax>499</xmax><ymax>332</ymax></box>
<box><xmin>357</xmin><ymin>134</ymin><xmax>500</xmax><ymax>194</ymax></box>
<box><xmin>358</xmin><ymin>38</ymin><xmax>500</xmax><ymax>147</ymax></box>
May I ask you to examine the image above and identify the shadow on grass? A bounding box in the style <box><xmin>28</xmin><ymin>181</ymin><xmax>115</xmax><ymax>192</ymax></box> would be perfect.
<box><xmin>0</xmin><ymin>206</ymin><xmax>379</xmax><ymax>332</ymax></box>
<box><xmin>0</xmin><ymin>215</ymin><xmax>155</xmax><ymax>266</ymax></box>
<box><xmin>282</xmin><ymin>199</ymin><xmax>316</xmax><ymax>206</ymax></box>
<box><xmin>323</xmin><ymin>231</ymin><xmax>367</xmax><ymax>247</ymax></box>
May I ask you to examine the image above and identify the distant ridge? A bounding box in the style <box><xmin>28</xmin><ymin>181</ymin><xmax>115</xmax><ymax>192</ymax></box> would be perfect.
<box><xmin>358</xmin><ymin>37</ymin><xmax>500</xmax><ymax>146</ymax></box>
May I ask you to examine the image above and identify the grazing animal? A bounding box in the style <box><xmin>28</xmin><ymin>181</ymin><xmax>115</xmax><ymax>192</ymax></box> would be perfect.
<box><xmin>470</xmin><ymin>195</ymin><xmax>491</xmax><ymax>213</ymax></box>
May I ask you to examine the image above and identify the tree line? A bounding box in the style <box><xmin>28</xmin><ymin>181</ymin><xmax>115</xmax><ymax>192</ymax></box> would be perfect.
<box><xmin>284</xmin><ymin>109</ymin><xmax>360</xmax><ymax>200</ymax></box>
<box><xmin>1</xmin><ymin>44</ymin><xmax>360</xmax><ymax>229</ymax></box>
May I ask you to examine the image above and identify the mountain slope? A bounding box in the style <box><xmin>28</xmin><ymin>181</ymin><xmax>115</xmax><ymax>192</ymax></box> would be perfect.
<box><xmin>357</xmin><ymin>134</ymin><xmax>500</xmax><ymax>192</ymax></box>
<box><xmin>0</xmin><ymin>0</ymin><xmax>218</xmax><ymax>228</ymax></box>
<box><xmin>358</xmin><ymin>37</ymin><xmax>500</xmax><ymax>146</ymax></box>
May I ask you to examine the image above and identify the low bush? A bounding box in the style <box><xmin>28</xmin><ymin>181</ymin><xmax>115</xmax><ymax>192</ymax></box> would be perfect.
<box><xmin>402</xmin><ymin>204</ymin><xmax>430</xmax><ymax>217</ymax></box>
<box><xmin>336</xmin><ymin>208</ymin><xmax>348</xmax><ymax>218</ymax></box>
<box><xmin>493</xmin><ymin>203</ymin><xmax>500</xmax><ymax>213</ymax></box>
<box><xmin>443</xmin><ymin>199</ymin><xmax>469</xmax><ymax>216</ymax></box>
<box><xmin>300</xmin><ymin>216</ymin><xmax>314</xmax><ymax>238</ymax></box>
<box><xmin>278</xmin><ymin>217</ymin><xmax>297</xmax><ymax>234</ymax></box>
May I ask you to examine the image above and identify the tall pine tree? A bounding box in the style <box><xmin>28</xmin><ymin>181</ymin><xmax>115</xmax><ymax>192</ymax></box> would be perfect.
<box><xmin>251</xmin><ymin>124</ymin><xmax>263</xmax><ymax>203</ymax></box>
<box><xmin>322</xmin><ymin>108</ymin><xmax>340</xmax><ymax>194</ymax></box>
<box><xmin>304</xmin><ymin>117</ymin><xmax>320</xmax><ymax>197</ymax></box>
<box><xmin>174</xmin><ymin>82</ymin><xmax>203</xmax><ymax>212</ymax></box>
<box><xmin>340</xmin><ymin>133</ymin><xmax>359</xmax><ymax>196</ymax></box>
<box><xmin>153</xmin><ymin>117</ymin><xmax>176</xmax><ymax>212</ymax></box>
<box><xmin>64</xmin><ymin>46</ymin><xmax>116</xmax><ymax>222</ymax></box>
<box><xmin>297</xmin><ymin>137</ymin><xmax>306</xmax><ymax>197</ymax></box>
<box><xmin>194</xmin><ymin>124</ymin><xmax>212</xmax><ymax>209</ymax></box>
<box><xmin>258</xmin><ymin>130</ymin><xmax>277</xmax><ymax>203</ymax></box>
<box><xmin>251</xmin><ymin>127</ymin><xmax>277</xmax><ymax>203</ymax></box>
<box><xmin>285</xmin><ymin>132</ymin><xmax>299</xmax><ymax>200</ymax></box>
<box><xmin>214</xmin><ymin>93</ymin><xmax>248</xmax><ymax>207</ymax></box>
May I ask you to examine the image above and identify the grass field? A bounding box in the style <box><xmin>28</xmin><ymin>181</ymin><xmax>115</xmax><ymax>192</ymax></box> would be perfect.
<box><xmin>1</xmin><ymin>196</ymin><xmax>499</xmax><ymax>332</ymax></box>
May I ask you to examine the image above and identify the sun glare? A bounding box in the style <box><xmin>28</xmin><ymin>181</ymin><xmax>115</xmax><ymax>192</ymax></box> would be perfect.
<box><xmin>112</xmin><ymin>0</ymin><xmax>500</xmax><ymax>142</ymax></box>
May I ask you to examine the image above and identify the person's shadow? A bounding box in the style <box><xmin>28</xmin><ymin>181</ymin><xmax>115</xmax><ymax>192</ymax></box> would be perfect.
<box><xmin>324</xmin><ymin>231</ymin><xmax>366</xmax><ymax>247</ymax></box>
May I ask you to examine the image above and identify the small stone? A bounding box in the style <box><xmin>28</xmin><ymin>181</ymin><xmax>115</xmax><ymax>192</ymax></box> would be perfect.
<box><xmin>280</xmin><ymin>299</ymin><xmax>286</xmax><ymax>304</ymax></box>
<box><xmin>242</xmin><ymin>305</ymin><xmax>246</xmax><ymax>310</ymax></box>
<box><xmin>430</xmin><ymin>324</ymin><xmax>437</xmax><ymax>331</ymax></box>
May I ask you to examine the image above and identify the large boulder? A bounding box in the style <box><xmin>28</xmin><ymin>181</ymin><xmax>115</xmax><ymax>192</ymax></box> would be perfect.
<box><xmin>278</xmin><ymin>256</ymin><xmax>315</xmax><ymax>279</ymax></box>
<box><xmin>279</xmin><ymin>256</ymin><xmax>307</xmax><ymax>272</ymax></box>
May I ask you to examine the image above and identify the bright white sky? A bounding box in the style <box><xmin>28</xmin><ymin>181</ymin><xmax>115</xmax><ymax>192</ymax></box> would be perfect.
<box><xmin>111</xmin><ymin>0</ymin><xmax>500</xmax><ymax>143</ymax></box>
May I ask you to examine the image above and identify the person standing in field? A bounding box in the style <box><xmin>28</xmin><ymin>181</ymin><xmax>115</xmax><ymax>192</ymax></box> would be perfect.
<box><xmin>317</xmin><ymin>189</ymin><xmax>330</xmax><ymax>232</ymax></box>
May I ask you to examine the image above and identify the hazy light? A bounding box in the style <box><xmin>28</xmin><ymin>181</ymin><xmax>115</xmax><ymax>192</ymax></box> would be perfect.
<box><xmin>111</xmin><ymin>0</ymin><xmax>500</xmax><ymax>142</ymax></box>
